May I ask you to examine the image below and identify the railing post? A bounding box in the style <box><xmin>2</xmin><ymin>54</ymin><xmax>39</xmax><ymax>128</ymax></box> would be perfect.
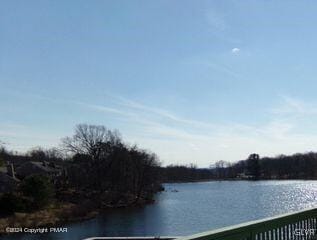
<box><xmin>249</xmin><ymin>231</ymin><xmax>255</xmax><ymax>240</ymax></box>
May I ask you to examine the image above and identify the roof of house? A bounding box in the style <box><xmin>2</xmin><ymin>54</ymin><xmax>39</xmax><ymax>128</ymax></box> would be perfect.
<box><xmin>15</xmin><ymin>161</ymin><xmax>62</xmax><ymax>178</ymax></box>
<box><xmin>29</xmin><ymin>161</ymin><xmax>59</xmax><ymax>173</ymax></box>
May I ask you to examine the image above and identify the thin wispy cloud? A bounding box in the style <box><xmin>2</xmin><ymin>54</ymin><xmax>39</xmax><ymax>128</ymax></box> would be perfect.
<box><xmin>3</xmin><ymin>90</ymin><xmax>317</xmax><ymax>166</ymax></box>
<box><xmin>75</xmin><ymin>95</ymin><xmax>317</xmax><ymax>164</ymax></box>
<box><xmin>114</xmin><ymin>96</ymin><xmax>218</xmax><ymax>130</ymax></box>
<box><xmin>73</xmin><ymin>101</ymin><xmax>133</xmax><ymax>117</ymax></box>
<box><xmin>271</xmin><ymin>95</ymin><xmax>317</xmax><ymax>115</ymax></box>
<box><xmin>118</xmin><ymin>95</ymin><xmax>317</xmax><ymax>165</ymax></box>
<box><xmin>183</xmin><ymin>56</ymin><xmax>245</xmax><ymax>80</ymax></box>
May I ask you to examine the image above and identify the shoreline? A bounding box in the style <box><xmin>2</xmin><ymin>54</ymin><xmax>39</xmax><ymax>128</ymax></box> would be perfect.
<box><xmin>0</xmin><ymin>195</ymin><xmax>156</xmax><ymax>236</ymax></box>
<box><xmin>163</xmin><ymin>178</ymin><xmax>317</xmax><ymax>183</ymax></box>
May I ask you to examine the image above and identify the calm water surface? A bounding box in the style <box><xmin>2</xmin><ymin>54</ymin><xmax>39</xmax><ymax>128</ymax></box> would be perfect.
<box><xmin>3</xmin><ymin>180</ymin><xmax>317</xmax><ymax>240</ymax></box>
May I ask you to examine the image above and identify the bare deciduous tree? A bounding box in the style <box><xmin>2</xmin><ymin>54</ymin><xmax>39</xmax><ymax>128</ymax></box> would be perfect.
<box><xmin>62</xmin><ymin>124</ymin><xmax>121</xmax><ymax>160</ymax></box>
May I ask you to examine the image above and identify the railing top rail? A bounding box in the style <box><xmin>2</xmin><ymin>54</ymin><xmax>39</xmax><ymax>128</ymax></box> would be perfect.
<box><xmin>83</xmin><ymin>237</ymin><xmax>179</xmax><ymax>240</ymax></box>
<box><xmin>177</xmin><ymin>206</ymin><xmax>317</xmax><ymax>240</ymax></box>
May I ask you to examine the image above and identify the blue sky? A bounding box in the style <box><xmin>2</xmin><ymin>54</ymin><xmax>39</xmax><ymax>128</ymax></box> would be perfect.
<box><xmin>2</xmin><ymin>1</ymin><xmax>317</xmax><ymax>167</ymax></box>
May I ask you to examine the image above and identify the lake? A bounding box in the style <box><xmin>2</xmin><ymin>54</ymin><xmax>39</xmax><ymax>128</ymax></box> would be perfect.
<box><xmin>3</xmin><ymin>180</ymin><xmax>317</xmax><ymax>240</ymax></box>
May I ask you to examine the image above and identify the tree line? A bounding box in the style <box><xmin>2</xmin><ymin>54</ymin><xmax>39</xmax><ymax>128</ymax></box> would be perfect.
<box><xmin>157</xmin><ymin>152</ymin><xmax>317</xmax><ymax>182</ymax></box>
<box><xmin>161</xmin><ymin>164</ymin><xmax>214</xmax><ymax>182</ymax></box>
<box><xmin>212</xmin><ymin>152</ymin><xmax>317</xmax><ymax>180</ymax></box>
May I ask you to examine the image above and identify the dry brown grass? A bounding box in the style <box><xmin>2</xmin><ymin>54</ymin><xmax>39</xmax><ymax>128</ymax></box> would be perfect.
<box><xmin>0</xmin><ymin>202</ymin><xmax>98</xmax><ymax>234</ymax></box>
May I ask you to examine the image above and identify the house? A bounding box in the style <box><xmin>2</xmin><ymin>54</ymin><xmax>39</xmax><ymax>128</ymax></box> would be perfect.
<box><xmin>236</xmin><ymin>173</ymin><xmax>255</xmax><ymax>180</ymax></box>
<box><xmin>15</xmin><ymin>161</ymin><xmax>61</xmax><ymax>179</ymax></box>
<box><xmin>0</xmin><ymin>164</ymin><xmax>19</xmax><ymax>193</ymax></box>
